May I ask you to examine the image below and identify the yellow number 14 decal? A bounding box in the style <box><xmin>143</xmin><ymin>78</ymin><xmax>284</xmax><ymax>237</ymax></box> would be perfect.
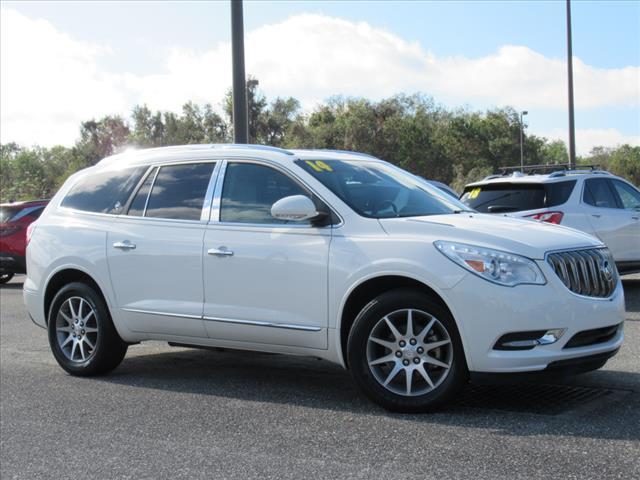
<box><xmin>306</xmin><ymin>160</ymin><xmax>333</xmax><ymax>172</ymax></box>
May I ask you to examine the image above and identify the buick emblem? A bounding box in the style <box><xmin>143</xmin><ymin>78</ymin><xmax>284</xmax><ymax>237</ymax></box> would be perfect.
<box><xmin>600</xmin><ymin>260</ymin><xmax>613</xmax><ymax>283</ymax></box>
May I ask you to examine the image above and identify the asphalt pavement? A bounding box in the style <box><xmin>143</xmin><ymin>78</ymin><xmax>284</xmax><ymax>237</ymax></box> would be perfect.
<box><xmin>1</xmin><ymin>275</ymin><xmax>639</xmax><ymax>479</ymax></box>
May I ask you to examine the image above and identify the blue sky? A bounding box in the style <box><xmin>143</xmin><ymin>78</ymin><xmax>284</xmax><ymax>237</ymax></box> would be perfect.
<box><xmin>2</xmin><ymin>1</ymin><xmax>639</xmax><ymax>154</ymax></box>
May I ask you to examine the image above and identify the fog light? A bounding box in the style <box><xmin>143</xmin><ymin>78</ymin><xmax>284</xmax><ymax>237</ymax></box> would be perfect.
<box><xmin>495</xmin><ymin>329</ymin><xmax>566</xmax><ymax>350</ymax></box>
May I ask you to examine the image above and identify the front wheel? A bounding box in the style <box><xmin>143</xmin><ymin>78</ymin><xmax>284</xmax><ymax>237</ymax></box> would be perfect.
<box><xmin>48</xmin><ymin>282</ymin><xmax>128</xmax><ymax>376</ymax></box>
<box><xmin>347</xmin><ymin>289</ymin><xmax>468</xmax><ymax>412</ymax></box>
<box><xmin>0</xmin><ymin>273</ymin><xmax>14</xmax><ymax>284</ymax></box>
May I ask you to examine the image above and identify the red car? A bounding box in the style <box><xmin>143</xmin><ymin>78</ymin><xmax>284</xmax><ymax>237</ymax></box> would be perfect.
<box><xmin>0</xmin><ymin>200</ymin><xmax>48</xmax><ymax>283</ymax></box>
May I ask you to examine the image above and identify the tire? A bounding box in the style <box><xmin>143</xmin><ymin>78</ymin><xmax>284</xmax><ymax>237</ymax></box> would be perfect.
<box><xmin>47</xmin><ymin>282</ymin><xmax>128</xmax><ymax>376</ymax></box>
<box><xmin>347</xmin><ymin>289</ymin><xmax>468</xmax><ymax>412</ymax></box>
<box><xmin>0</xmin><ymin>273</ymin><xmax>14</xmax><ymax>284</ymax></box>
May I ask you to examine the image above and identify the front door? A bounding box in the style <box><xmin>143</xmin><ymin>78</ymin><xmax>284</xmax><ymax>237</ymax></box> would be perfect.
<box><xmin>107</xmin><ymin>162</ymin><xmax>217</xmax><ymax>337</ymax></box>
<box><xmin>202</xmin><ymin>161</ymin><xmax>331</xmax><ymax>349</ymax></box>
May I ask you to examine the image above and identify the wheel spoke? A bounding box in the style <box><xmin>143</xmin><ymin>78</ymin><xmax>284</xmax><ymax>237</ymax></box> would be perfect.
<box><xmin>82</xmin><ymin>309</ymin><xmax>95</xmax><ymax>323</ymax></box>
<box><xmin>84</xmin><ymin>327</ymin><xmax>98</xmax><ymax>333</ymax></box>
<box><xmin>384</xmin><ymin>316</ymin><xmax>403</xmax><ymax>341</ymax></box>
<box><xmin>383</xmin><ymin>362</ymin><xmax>403</xmax><ymax>386</ymax></box>
<box><xmin>424</xmin><ymin>339</ymin><xmax>450</xmax><ymax>351</ymax></box>
<box><xmin>61</xmin><ymin>334</ymin><xmax>73</xmax><ymax>348</ymax></box>
<box><xmin>406</xmin><ymin>310</ymin><xmax>414</xmax><ymax>337</ymax></box>
<box><xmin>60</xmin><ymin>311</ymin><xmax>73</xmax><ymax>325</ymax></box>
<box><xmin>78</xmin><ymin>298</ymin><xmax>85</xmax><ymax>319</ymax></box>
<box><xmin>417</xmin><ymin>364</ymin><xmax>435</xmax><ymax>388</ymax></box>
<box><xmin>70</xmin><ymin>340</ymin><xmax>77</xmax><ymax>360</ymax></box>
<box><xmin>423</xmin><ymin>355</ymin><xmax>450</xmax><ymax>369</ymax></box>
<box><xmin>368</xmin><ymin>353</ymin><xmax>396</xmax><ymax>366</ymax></box>
<box><xmin>416</xmin><ymin>318</ymin><xmax>436</xmax><ymax>342</ymax></box>
<box><xmin>369</xmin><ymin>337</ymin><xmax>396</xmax><ymax>351</ymax></box>
<box><xmin>405</xmin><ymin>368</ymin><xmax>413</xmax><ymax>395</ymax></box>
<box><xmin>67</xmin><ymin>299</ymin><xmax>77</xmax><ymax>319</ymax></box>
<box><xmin>83</xmin><ymin>336</ymin><xmax>95</xmax><ymax>350</ymax></box>
<box><xmin>56</xmin><ymin>325</ymin><xmax>73</xmax><ymax>333</ymax></box>
<box><xmin>79</xmin><ymin>341</ymin><xmax>86</xmax><ymax>361</ymax></box>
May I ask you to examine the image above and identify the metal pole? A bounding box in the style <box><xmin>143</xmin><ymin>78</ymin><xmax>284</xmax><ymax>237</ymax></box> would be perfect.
<box><xmin>566</xmin><ymin>0</ymin><xmax>576</xmax><ymax>168</ymax></box>
<box><xmin>231</xmin><ymin>0</ymin><xmax>248</xmax><ymax>143</ymax></box>
<box><xmin>520</xmin><ymin>111</ymin><xmax>527</xmax><ymax>172</ymax></box>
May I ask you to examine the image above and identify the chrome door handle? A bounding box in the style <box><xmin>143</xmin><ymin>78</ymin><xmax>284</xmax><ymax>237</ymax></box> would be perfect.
<box><xmin>208</xmin><ymin>247</ymin><xmax>234</xmax><ymax>257</ymax></box>
<box><xmin>113</xmin><ymin>241</ymin><xmax>136</xmax><ymax>250</ymax></box>
<box><xmin>591</xmin><ymin>214</ymin><xmax>602</xmax><ymax>218</ymax></box>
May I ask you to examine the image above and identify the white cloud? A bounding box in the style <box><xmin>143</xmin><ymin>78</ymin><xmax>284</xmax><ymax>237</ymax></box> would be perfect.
<box><xmin>1</xmin><ymin>9</ymin><xmax>638</xmax><ymax>151</ymax></box>
<box><xmin>534</xmin><ymin>128</ymin><xmax>640</xmax><ymax>156</ymax></box>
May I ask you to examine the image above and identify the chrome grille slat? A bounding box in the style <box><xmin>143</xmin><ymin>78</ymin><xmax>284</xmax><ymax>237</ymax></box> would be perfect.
<box><xmin>547</xmin><ymin>247</ymin><xmax>617</xmax><ymax>298</ymax></box>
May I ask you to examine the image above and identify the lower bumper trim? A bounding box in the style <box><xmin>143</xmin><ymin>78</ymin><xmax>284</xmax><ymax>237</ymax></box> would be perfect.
<box><xmin>470</xmin><ymin>348</ymin><xmax>620</xmax><ymax>384</ymax></box>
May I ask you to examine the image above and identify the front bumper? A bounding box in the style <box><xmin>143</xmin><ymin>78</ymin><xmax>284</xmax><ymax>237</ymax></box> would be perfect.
<box><xmin>442</xmin><ymin>261</ymin><xmax>625</xmax><ymax>373</ymax></box>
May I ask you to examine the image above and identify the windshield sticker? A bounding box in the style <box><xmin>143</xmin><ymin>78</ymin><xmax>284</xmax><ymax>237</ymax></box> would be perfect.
<box><xmin>468</xmin><ymin>187</ymin><xmax>481</xmax><ymax>199</ymax></box>
<box><xmin>305</xmin><ymin>160</ymin><xmax>333</xmax><ymax>173</ymax></box>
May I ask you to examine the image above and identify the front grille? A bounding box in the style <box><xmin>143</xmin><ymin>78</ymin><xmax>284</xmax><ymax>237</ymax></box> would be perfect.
<box><xmin>547</xmin><ymin>247</ymin><xmax>618</xmax><ymax>298</ymax></box>
<box><xmin>564</xmin><ymin>323</ymin><xmax>622</xmax><ymax>349</ymax></box>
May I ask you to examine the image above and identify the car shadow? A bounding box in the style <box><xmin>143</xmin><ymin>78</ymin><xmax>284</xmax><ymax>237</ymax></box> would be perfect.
<box><xmin>96</xmin><ymin>345</ymin><xmax>640</xmax><ymax>442</ymax></box>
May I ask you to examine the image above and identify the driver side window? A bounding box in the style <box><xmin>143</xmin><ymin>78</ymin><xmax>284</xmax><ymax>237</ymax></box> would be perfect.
<box><xmin>220</xmin><ymin>162</ymin><xmax>311</xmax><ymax>224</ymax></box>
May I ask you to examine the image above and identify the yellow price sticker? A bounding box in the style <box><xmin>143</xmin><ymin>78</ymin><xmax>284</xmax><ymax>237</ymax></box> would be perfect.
<box><xmin>468</xmin><ymin>188</ymin><xmax>481</xmax><ymax>199</ymax></box>
<box><xmin>305</xmin><ymin>160</ymin><xmax>333</xmax><ymax>172</ymax></box>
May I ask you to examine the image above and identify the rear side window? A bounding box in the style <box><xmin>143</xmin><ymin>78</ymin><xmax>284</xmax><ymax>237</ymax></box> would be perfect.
<box><xmin>461</xmin><ymin>181</ymin><xmax>576</xmax><ymax>213</ymax></box>
<box><xmin>61</xmin><ymin>167</ymin><xmax>147</xmax><ymax>214</ymax></box>
<box><xmin>583</xmin><ymin>178</ymin><xmax>618</xmax><ymax>209</ymax></box>
<box><xmin>144</xmin><ymin>163</ymin><xmax>215</xmax><ymax>221</ymax></box>
<box><xmin>0</xmin><ymin>206</ymin><xmax>22</xmax><ymax>223</ymax></box>
<box><xmin>127</xmin><ymin>168</ymin><xmax>157</xmax><ymax>217</ymax></box>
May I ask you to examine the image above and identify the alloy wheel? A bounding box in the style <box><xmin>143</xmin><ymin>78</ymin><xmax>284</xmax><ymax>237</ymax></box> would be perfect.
<box><xmin>55</xmin><ymin>296</ymin><xmax>99</xmax><ymax>363</ymax></box>
<box><xmin>366</xmin><ymin>308</ymin><xmax>453</xmax><ymax>396</ymax></box>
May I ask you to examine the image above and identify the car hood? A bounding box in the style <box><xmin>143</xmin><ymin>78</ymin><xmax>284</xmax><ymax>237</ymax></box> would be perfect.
<box><xmin>379</xmin><ymin>213</ymin><xmax>602</xmax><ymax>260</ymax></box>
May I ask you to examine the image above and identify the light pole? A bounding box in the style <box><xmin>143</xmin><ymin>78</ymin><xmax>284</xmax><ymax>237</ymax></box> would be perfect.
<box><xmin>566</xmin><ymin>0</ymin><xmax>576</xmax><ymax>169</ymax></box>
<box><xmin>520</xmin><ymin>110</ymin><xmax>528</xmax><ymax>172</ymax></box>
<box><xmin>231</xmin><ymin>0</ymin><xmax>248</xmax><ymax>143</ymax></box>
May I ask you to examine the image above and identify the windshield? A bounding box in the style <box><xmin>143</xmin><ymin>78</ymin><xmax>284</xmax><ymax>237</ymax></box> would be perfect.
<box><xmin>296</xmin><ymin>159</ymin><xmax>470</xmax><ymax>218</ymax></box>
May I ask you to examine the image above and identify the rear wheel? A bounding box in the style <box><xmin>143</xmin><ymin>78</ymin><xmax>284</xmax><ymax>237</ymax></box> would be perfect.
<box><xmin>347</xmin><ymin>289</ymin><xmax>467</xmax><ymax>412</ymax></box>
<box><xmin>48</xmin><ymin>282</ymin><xmax>127</xmax><ymax>376</ymax></box>
<box><xmin>0</xmin><ymin>273</ymin><xmax>14</xmax><ymax>284</ymax></box>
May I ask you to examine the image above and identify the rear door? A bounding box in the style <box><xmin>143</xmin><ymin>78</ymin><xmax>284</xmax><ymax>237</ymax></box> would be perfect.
<box><xmin>582</xmin><ymin>178</ymin><xmax>634</xmax><ymax>262</ymax></box>
<box><xmin>107</xmin><ymin>161</ymin><xmax>218</xmax><ymax>337</ymax></box>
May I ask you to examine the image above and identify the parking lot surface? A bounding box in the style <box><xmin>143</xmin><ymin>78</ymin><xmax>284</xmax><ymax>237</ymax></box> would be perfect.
<box><xmin>1</xmin><ymin>275</ymin><xmax>639</xmax><ymax>479</ymax></box>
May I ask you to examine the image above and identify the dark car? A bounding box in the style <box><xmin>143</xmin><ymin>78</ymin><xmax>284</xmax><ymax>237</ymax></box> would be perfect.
<box><xmin>0</xmin><ymin>200</ymin><xmax>48</xmax><ymax>283</ymax></box>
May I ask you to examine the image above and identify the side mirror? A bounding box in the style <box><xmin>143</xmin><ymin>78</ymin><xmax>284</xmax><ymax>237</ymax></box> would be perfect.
<box><xmin>271</xmin><ymin>195</ymin><xmax>324</xmax><ymax>222</ymax></box>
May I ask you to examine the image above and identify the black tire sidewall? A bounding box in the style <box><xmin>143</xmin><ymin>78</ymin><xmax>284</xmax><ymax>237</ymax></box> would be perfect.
<box><xmin>47</xmin><ymin>282</ymin><xmax>125</xmax><ymax>376</ymax></box>
<box><xmin>347</xmin><ymin>289</ymin><xmax>468</xmax><ymax>412</ymax></box>
<box><xmin>0</xmin><ymin>273</ymin><xmax>14</xmax><ymax>284</ymax></box>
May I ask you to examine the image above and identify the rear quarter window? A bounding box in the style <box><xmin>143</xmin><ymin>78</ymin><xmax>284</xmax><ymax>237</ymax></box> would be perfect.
<box><xmin>61</xmin><ymin>166</ymin><xmax>147</xmax><ymax>214</ymax></box>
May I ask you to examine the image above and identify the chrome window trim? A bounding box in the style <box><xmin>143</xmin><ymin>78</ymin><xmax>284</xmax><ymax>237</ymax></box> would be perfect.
<box><xmin>121</xmin><ymin>307</ymin><xmax>322</xmax><ymax>332</ymax></box>
<box><xmin>201</xmin><ymin>161</ymin><xmax>222</xmax><ymax>222</ymax></box>
<box><xmin>211</xmin><ymin>157</ymin><xmax>343</xmax><ymax>228</ymax></box>
<box><xmin>142</xmin><ymin>167</ymin><xmax>160</xmax><ymax>217</ymax></box>
<box><xmin>122</xmin><ymin>165</ymin><xmax>155</xmax><ymax>214</ymax></box>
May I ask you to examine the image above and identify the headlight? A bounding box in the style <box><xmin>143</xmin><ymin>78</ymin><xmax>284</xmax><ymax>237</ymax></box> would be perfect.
<box><xmin>434</xmin><ymin>241</ymin><xmax>546</xmax><ymax>287</ymax></box>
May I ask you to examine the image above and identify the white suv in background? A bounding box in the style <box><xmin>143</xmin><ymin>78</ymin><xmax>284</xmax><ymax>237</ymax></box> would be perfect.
<box><xmin>461</xmin><ymin>169</ymin><xmax>640</xmax><ymax>274</ymax></box>
<box><xmin>24</xmin><ymin>145</ymin><xmax>625</xmax><ymax>412</ymax></box>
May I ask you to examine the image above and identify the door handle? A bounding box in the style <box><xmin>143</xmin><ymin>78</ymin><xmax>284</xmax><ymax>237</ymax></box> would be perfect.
<box><xmin>591</xmin><ymin>214</ymin><xmax>602</xmax><ymax>218</ymax></box>
<box><xmin>113</xmin><ymin>241</ymin><xmax>136</xmax><ymax>250</ymax></box>
<box><xmin>208</xmin><ymin>247</ymin><xmax>234</xmax><ymax>257</ymax></box>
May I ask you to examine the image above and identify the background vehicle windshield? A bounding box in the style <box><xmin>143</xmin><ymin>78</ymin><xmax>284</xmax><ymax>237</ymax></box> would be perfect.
<box><xmin>461</xmin><ymin>181</ymin><xmax>576</xmax><ymax>213</ymax></box>
<box><xmin>296</xmin><ymin>159</ymin><xmax>468</xmax><ymax>218</ymax></box>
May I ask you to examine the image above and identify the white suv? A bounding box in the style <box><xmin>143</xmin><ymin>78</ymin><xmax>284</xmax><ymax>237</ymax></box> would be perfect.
<box><xmin>461</xmin><ymin>169</ymin><xmax>640</xmax><ymax>274</ymax></box>
<box><xmin>24</xmin><ymin>145</ymin><xmax>625</xmax><ymax>412</ymax></box>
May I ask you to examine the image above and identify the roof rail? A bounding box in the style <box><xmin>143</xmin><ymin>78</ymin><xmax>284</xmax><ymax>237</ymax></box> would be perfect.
<box><xmin>497</xmin><ymin>163</ymin><xmax>603</xmax><ymax>176</ymax></box>
<box><xmin>211</xmin><ymin>144</ymin><xmax>294</xmax><ymax>155</ymax></box>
